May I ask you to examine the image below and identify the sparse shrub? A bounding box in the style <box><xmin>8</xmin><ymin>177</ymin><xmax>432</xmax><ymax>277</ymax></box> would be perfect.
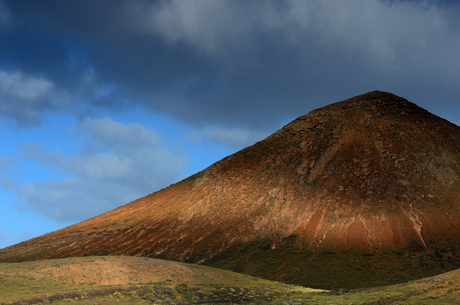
<box><xmin>152</xmin><ymin>279</ymin><xmax>173</xmax><ymax>285</ymax></box>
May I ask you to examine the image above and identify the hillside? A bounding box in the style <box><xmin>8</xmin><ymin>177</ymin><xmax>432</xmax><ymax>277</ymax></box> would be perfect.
<box><xmin>2</xmin><ymin>256</ymin><xmax>460</xmax><ymax>304</ymax></box>
<box><xmin>0</xmin><ymin>256</ymin><xmax>320</xmax><ymax>304</ymax></box>
<box><xmin>2</xmin><ymin>91</ymin><xmax>460</xmax><ymax>289</ymax></box>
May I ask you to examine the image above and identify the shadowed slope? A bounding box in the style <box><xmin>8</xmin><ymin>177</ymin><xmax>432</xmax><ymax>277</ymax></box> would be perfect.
<box><xmin>2</xmin><ymin>91</ymin><xmax>460</xmax><ymax>289</ymax></box>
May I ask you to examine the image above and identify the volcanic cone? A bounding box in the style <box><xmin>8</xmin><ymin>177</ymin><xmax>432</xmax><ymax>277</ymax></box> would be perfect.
<box><xmin>2</xmin><ymin>91</ymin><xmax>460</xmax><ymax>289</ymax></box>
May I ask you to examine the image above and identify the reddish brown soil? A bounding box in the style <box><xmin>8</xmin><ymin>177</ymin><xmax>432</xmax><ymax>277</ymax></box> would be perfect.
<box><xmin>2</xmin><ymin>91</ymin><xmax>460</xmax><ymax>289</ymax></box>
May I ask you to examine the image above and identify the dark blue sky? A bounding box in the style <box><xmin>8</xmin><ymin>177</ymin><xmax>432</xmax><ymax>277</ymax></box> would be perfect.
<box><xmin>0</xmin><ymin>0</ymin><xmax>459</xmax><ymax>247</ymax></box>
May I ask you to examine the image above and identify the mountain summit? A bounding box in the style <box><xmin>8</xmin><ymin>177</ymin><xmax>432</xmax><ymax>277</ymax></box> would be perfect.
<box><xmin>2</xmin><ymin>91</ymin><xmax>460</xmax><ymax>289</ymax></box>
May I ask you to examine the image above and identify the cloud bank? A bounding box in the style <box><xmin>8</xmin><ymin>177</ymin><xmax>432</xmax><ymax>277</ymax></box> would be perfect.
<box><xmin>17</xmin><ymin>117</ymin><xmax>187</xmax><ymax>222</ymax></box>
<box><xmin>0</xmin><ymin>0</ymin><xmax>458</xmax><ymax>132</ymax></box>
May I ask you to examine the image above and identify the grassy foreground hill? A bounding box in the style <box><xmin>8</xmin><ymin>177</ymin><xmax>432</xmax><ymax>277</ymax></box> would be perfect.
<box><xmin>2</xmin><ymin>256</ymin><xmax>460</xmax><ymax>304</ymax></box>
<box><xmin>0</xmin><ymin>256</ymin><xmax>321</xmax><ymax>304</ymax></box>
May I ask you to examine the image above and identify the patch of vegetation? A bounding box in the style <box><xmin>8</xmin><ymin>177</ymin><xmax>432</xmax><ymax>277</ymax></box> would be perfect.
<box><xmin>3</xmin><ymin>255</ymin><xmax>460</xmax><ymax>305</ymax></box>
<box><xmin>205</xmin><ymin>243</ymin><xmax>453</xmax><ymax>290</ymax></box>
<box><xmin>151</xmin><ymin>279</ymin><xmax>173</xmax><ymax>285</ymax></box>
<box><xmin>0</xmin><ymin>256</ymin><xmax>320</xmax><ymax>304</ymax></box>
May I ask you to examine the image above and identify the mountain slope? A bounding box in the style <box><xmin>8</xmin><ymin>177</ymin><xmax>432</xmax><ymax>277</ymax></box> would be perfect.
<box><xmin>2</xmin><ymin>91</ymin><xmax>460</xmax><ymax>289</ymax></box>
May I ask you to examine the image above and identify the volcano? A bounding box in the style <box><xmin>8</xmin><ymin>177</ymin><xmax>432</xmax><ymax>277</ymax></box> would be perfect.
<box><xmin>2</xmin><ymin>91</ymin><xmax>460</xmax><ymax>289</ymax></box>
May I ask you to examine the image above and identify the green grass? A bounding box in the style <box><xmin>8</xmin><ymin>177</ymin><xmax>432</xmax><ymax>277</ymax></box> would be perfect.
<box><xmin>0</xmin><ymin>256</ymin><xmax>320</xmax><ymax>303</ymax></box>
<box><xmin>2</xmin><ymin>255</ymin><xmax>460</xmax><ymax>304</ymax></box>
<box><xmin>205</xmin><ymin>243</ymin><xmax>453</xmax><ymax>289</ymax></box>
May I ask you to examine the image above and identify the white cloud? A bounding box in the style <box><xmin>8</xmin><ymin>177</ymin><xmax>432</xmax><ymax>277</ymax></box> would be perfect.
<box><xmin>127</xmin><ymin>0</ymin><xmax>289</xmax><ymax>55</ymax></box>
<box><xmin>128</xmin><ymin>0</ymin><xmax>460</xmax><ymax>75</ymax></box>
<box><xmin>18</xmin><ymin>117</ymin><xmax>188</xmax><ymax>222</ymax></box>
<box><xmin>77</xmin><ymin>117</ymin><xmax>162</xmax><ymax>147</ymax></box>
<box><xmin>81</xmin><ymin>68</ymin><xmax>115</xmax><ymax>100</ymax></box>
<box><xmin>0</xmin><ymin>66</ymin><xmax>115</xmax><ymax>126</ymax></box>
<box><xmin>0</xmin><ymin>70</ymin><xmax>69</xmax><ymax>126</ymax></box>
<box><xmin>303</xmin><ymin>0</ymin><xmax>453</xmax><ymax>69</ymax></box>
<box><xmin>0</xmin><ymin>156</ymin><xmax>16</xmax><ymax>190</ymax></box>
<box><xmin>189</xmin><ymin>126</ymin><xmax>269</xmax><ymax>149</ymax></box>
<box><xmin>0</xmin><ymin>71</ymin><xmax>53</xmax><ymax>99</ymax></box>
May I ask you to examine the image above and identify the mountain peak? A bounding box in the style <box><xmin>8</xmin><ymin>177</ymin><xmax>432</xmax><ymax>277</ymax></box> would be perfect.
<box><xmin>324</xmin><ymin>90</ymin><xmax>409</xmax><ymax>109</ymax></box>
<box><xmin>292</xmin><ymin>91</ymin><xmax>428</xmax><ymax>127</ymax></box>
